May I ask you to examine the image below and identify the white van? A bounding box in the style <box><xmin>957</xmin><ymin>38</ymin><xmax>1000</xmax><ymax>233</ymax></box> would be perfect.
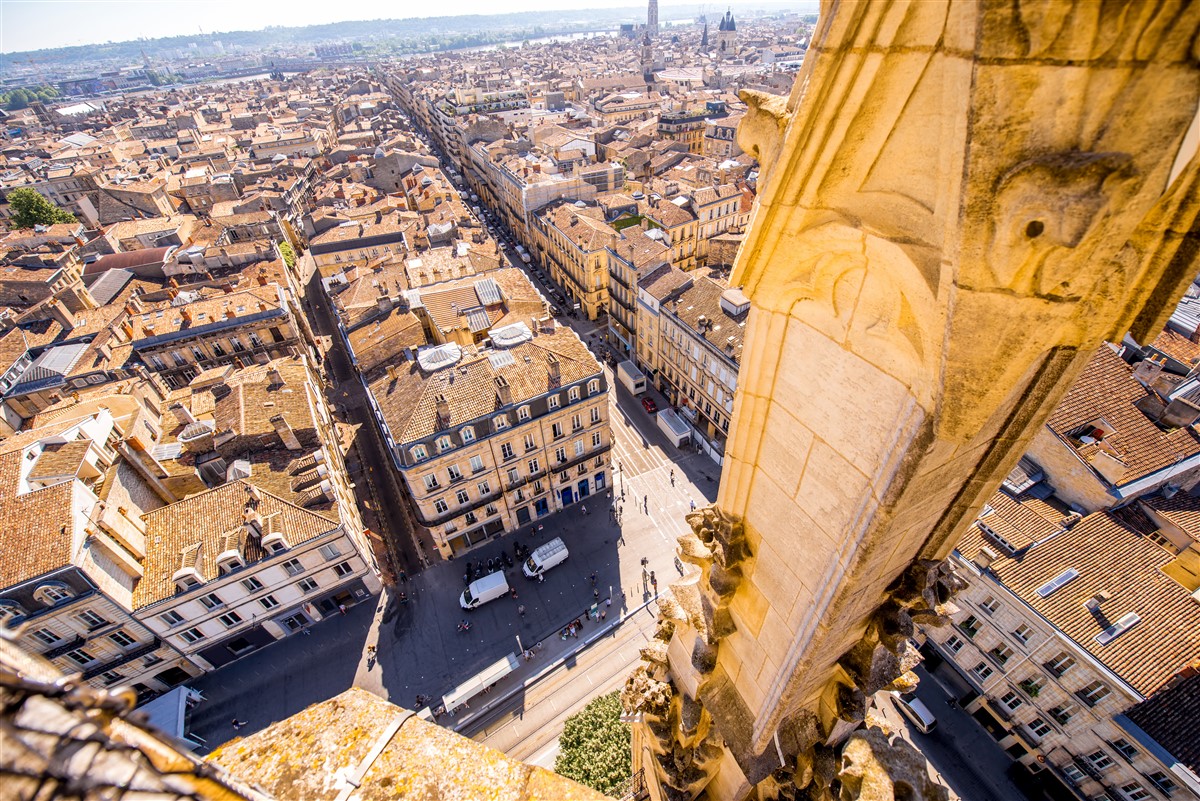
<box><xmin>460</xmin><ymin>571</ymin><xmax>510</xmax><ymax>609</ymax></box>
<box><xmin>889</xmin><ymin>691</ymin><xmax>937</xmax><ymax>734</ymax></box>
<box><xmin>523</xmin><ymin>537</ymin><xmax>569</xmax><ymax>578</ymax></box>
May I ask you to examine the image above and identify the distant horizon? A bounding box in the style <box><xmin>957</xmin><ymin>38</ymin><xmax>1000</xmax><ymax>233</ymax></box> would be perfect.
<box><xmin>0</xmin><ymin>0</ymin><xmax>817</xmax><ymax>56</ymax></box>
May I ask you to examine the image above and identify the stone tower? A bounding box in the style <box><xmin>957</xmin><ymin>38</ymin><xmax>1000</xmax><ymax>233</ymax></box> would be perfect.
<box><xmin>647</xmin><ymin>0</ymin><xmax>659</xmax><ymax>37</ymax></box>
<box><xmin>716</xmin><ymin>9</ymin><xmax>736</xmax><ymax>55</ymax></box>
<box><xmin>624</xmin><ymin>1</ymin><xmax>1200</xmax><ymax>799</ymax></box>
<box><xmin>642</xmin><ymin>31</ymin><xmax>656</xmax><ymax>88</ymax></box>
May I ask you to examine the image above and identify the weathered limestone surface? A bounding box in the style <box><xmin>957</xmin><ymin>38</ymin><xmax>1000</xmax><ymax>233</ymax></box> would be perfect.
<box><xmin>627</xmin><ymin>0</ymin><xmax>1200</xmax><ymax>799</ymax></box>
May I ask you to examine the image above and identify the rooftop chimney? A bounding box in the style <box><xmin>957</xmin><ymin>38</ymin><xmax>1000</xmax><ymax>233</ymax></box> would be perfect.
<box><xmin>225</xmin><ymin>307</ymin><xmax>236</xmax><ymax>319</ymax></box>
<box><xmin>547</xmin><ymin>353</ymin><xmax>561</xmax><ymax>387</ymax></box>
<box><xmin>270</xmin><ymin>413</ymin><xmax>302</xmax><ymax>450</ymax></box>
<box><xmin>268</xmin><ymin>367</ymin><xmax>285</xmax><ymax>386</ymax></box>
<box><xmin>168</xmin><ymin>402</ymin><xmax>197</xmax><ymax>427</ymax></box>
<box><xmin>435</xmin><ymin>393</ymin><xmax>451</xmax><ymax>428</ymax></box>
<box><xmin>180</xmin><ymin>307</ymin><xmax>193</xmax><ymax>324</ymax></box>
<box><xmin>257</xmin><ymin>269</ymin><xmax>269</xmax><ymax>286</ymax></box>
<box><xmin>495</xmin><ymin>375</ymin><xmax>512</xmax><ymax>407</ymax></box>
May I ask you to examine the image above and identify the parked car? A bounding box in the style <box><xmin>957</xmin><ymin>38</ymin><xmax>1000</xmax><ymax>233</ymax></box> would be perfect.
<box><xmin>889</xmin><ymin>691</ymin><xmax>937</xmax><ymax>734</ymax></box>
<box><xmin>641</xmin><ymin>397</ymin><xmax>658</xmax><ymax>414</ymax></box>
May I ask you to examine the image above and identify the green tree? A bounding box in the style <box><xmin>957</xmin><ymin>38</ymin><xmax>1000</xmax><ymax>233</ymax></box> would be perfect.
<box><xmin>554</xmin><ymin>692</ymin><xmax>631</xmax><ymax>796</ymax></box>
<box><xmin>278</xmin><ymin>239</ymin><xmax>297</xmax><ymax>268</ymax></box>
<box><xmin>7</xmin><ymin>188</ymin><xmax>76</xmax><ymax>228</ymax></box>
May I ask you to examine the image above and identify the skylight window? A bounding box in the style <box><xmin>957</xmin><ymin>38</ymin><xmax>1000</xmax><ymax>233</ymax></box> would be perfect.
<box><xmin>1096</xmin><ymin>612</ymin><xmax>1140</xmax><ymax>645</ymax></box>
<box><xmin>1036</xmin><ymin>568</ymin><xmax>1079</xmax><ymax>598</ymax></box>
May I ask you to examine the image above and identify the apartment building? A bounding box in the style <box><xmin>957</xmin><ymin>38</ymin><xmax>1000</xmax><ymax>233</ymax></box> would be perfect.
<box><xmin>639</xmin><ymin>195</ymin><xmax>697</xmax><ymax>270</ymax></box>
<box><xmin>924</xmin><ymin>482</ymin><xmax>1200</xmax><ymax>801</ymax></box>
<box><xmin>657</xmin><ymin>109</ymin><xmax>707</xmax><ymax>154</ymax></box>
<box><xmin>530</xmin><ymin>200</ymin><xmax>617</xmax><ymax>321</ymax></box>
<box><xmin>130</xmin><ymin>283</ymin><xmax>303</xmax><ymax>389</ymax></box>
<box><xmin>371</xmin><ymin>323</ymin><xmax>609</xmax><ymax>557</ymax></box>
<box><xmin>0</xmin><ymin>403</ymin><xmax>200</xmax><ymax>700</ymax></box>
<box><xmin>309</xmin><ymin>216</ymin><xmax>417</xmax><ymax>277</ymax></box>
<box><xmin>605</xmin><ymin>226</ymin><xmax>670</xmax><ymax>358</ymax></box>
<box><xmin>1025</xmin><ymin>344</ymin><xmax>1200</xmax><ymax>513</ymax></box>
<box><xmin>636</xmin><ymin>266</ymin><xmax>745</xmax><ymax>451</ymax></box>
<box><xmin>692</xmin><ymin>184</ymin><xmax>745</xmax><ymax>265</ymax></box>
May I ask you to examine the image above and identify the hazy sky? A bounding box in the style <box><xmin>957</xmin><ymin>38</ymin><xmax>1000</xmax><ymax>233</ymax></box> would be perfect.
<box><xmin>0</xmin><ymin>0</ymin><xmax>760</xmax><ymax>53</ymax></box>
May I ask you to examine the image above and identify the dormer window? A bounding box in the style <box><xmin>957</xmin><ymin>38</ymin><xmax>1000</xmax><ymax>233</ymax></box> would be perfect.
<box><xmin>588</xmin><ymin>380</ymin><xmax>599</xmax><ymax>396</ymax></box>
<box><xmin>1096</xmin><ymin>612</ymin><xmax>1140</xmax><ymax>645</ymax></box>
<box><xmin>0</xmin><ymin>600</ymin><xmax>25</xmax><ymax>625</ymax></box>
<box><xmin>410</xmin><ymin>444</ymin><xmax>428</xmax><ymax>462</ymax></box>
<box><xmin>460</xmin><ymin>427</ymin><xmax>475</xmax><ymax>443</ymax></box>
<box><xmin>33</xmin><ymin>583</ymin><xmax>73</xmax><ymax>607</ymax></box>
<box><xmin>437</xmin><ymin>436</ymin><xmax>453</xmax><ymax>453</ymax></box>
<box><xmin>494</xmin><ymin>415</ymin><xmax>509</xmax><ymax>430</ymax></box>
<box><xmin>548</xmin><ymin>395</ymin><xmax>560</xmax><ymax>410</ymax></box>
<box><xmin>568</xmin><ymin>386</ymin><xmax>580</xmax><ymax>402</ymax></box>
<box><xmin>262</xmin><ymin>532</ymin><xmax>290</xmax><ymax>554</ymax></box>
<box><xmin>173</xmin><ymin>568</ymin><xmax>202</xmax><ymax>592</ymax></box>
<box><xmin>216</xmin><ymin>550</ymin><xmax>244</xmax><ymax>576</ymax></box>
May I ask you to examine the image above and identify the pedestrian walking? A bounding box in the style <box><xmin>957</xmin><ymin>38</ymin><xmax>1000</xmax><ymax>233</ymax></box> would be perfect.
<box><xmin>670</xmin><ymin>469</ymin><xmax>675</xmax><ymax>486</ymax></box>
<box><xmin>689</xmin><ymin>498</ymin><xmax>696</xmax><ymax>511</ymax></box>
<box><xmin>650</xmin><ymin>571</ymin><xmax>657</xmax><ymax>595</ymax></box>
<box><xmin>643</xmin><ymin>494</ymin><xmax>648</xmax><ymax>512</ymax></box>
<box><xmin>399</xmin><ymin>570</ymin><xmax>407</xmax><ymax>582</ymax></box>
<box><xmin>338</xmin><ymin>603</ymin><xmax>347</xmax><ymax>615</ymax></box>
<box><xmin>581</xmin><ymin>504</ymin><xmax>588</xmax><ymax>515</ymax></box>
<box><xmin>231</xmin><ymin>718</ymin><xmax>246</xmax><ymax>731</ymax></box>
<box><xmin>600</xmin><ymin>609</ymin><xmax>607</xmax><ymax>620</ymax></box>
<box><xmin>518</xmin><ymin>604</ymin><xmax>526</xmax><ymax>617</ymax></box>
<box><xmin>594</xmin><ymin>588</ymin><xmax>600</xmax><ymax>599</ymax></box>
<box><xmin>605</xmin><ymin>597</ymin><xmax>612</xmax><ymax>607</ymax></box>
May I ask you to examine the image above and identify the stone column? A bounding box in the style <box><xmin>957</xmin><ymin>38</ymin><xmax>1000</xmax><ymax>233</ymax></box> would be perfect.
<box><xmin>626</xmin><ymin>1</ymin><xmax>1200</xmax><ymax>798</ymax></box>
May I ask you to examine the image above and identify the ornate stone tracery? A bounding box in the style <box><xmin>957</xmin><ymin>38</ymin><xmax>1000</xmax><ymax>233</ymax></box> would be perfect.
<box><xmin>627</xmin><ymin>1</ymin><xmax>1200</xmax><ymax>799</ymax></box>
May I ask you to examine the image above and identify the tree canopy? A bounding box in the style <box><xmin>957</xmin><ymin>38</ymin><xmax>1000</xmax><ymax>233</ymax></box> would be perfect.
<box><xmin>7</xmin><ymin>188</ymin><xmax>76</xmax><ymax>229</ymax></box>
<box><xmin>278</xmin><ymin>240</ymin><xmax>297</xmax><ymax>268</ymax></box>
<box><xmin>1</xmin><ymin>85</ymin><xmax>59</xmax><ymax>111</ymax></box>
<box><xmin>554</xmin><ymin>692</ymin><xmax>631</xmax><ymax>797</ymax></box>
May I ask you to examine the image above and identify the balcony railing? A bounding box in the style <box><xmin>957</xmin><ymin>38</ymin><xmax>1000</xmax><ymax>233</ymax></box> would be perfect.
<box><xmin>82</xmin><ymin>638</ymin><xmax>162</xmax><ymax>680</ymax></box>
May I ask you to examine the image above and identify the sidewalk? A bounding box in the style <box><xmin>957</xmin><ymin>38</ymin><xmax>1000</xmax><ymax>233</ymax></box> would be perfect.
<box><xmin>436</xmin><ymin>591</ymin><xmax>659</xmax><ymax>732</ymax></box>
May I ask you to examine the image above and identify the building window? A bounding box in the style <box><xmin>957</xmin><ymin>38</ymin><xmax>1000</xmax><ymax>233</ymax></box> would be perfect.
<box><xmin>76</xmin><ymin>610</ymin><xmax>109</xmax><ymax>630</ymax></box>
<box><xmin>333</xmin><ymin>561</ymin><xmax>353</xmax><ymax>577</ymax></box>
<box><xmin>218</xmin><ymin>611</ymin><xmax>243</xmax><ymax>627</ymax></box>
<box><xmin>109</xmin><ymin>630</ymin><xmax>137</xmax><ymax>648</ymax></box>
<box><xmin>1049</xmin><ymin>704</ymin><xmax>1075</xmax><ymax>725</ymax></box>
<box><xmin>548</xmin><ymin>395</ymin><xmax>560</xmax><ymax>410</ymax></box>
<box><xmin>591</xmin><ymin>406</ymin><xmax>601</xmax><ymax>423</ymax></box>
<box><xmin>945</xmin><ymin>635</ymin><xmax>964</xmax><ymax>653</ymax></box>
<box><xmin>574</xmin><ymin>440</ymin><xmax>585</xmax><ymax>457</ymax></box>
<box><xmin>297</xmin><ymin>577</ymin><xmax>319</xmax><ymax>593</ymax></box>
<box><xmin>437</xmin><ymin>436</ymin><xmax>452</xmax><ymax>452</ymax></box>
<box><xmin>989</xmin><ymin>644</ymin><xmax>1014</xmax><ymax>665</ymax></box>
<box><xmin>1036</xmin><ymin>567</ymin><xmax>1079</xmax><ymax>598</ymax></box>
<box><xmin>1119</xmin><ymin>782</ymin><xmax>1151</xmax><ymax>801</ymax></box>
<box><xmin>64</xmin><ymin>648</ymin><xmax>95</xmax><ymax>666</ymax></box>
<box><xmin>100</xmin><ymin>670</ymin><xmax>124</xmax><ymax>685</ymax></box>
<box><xmin>456</xmin><ymin>489</ymin><xmax>470</xmax><ymax>505</ymax></box>
<box><xmin>242</xmin><ymin>576</ymin><xmax>264</xmax><ymax>593</ymax></box>
<box><xmin>1012</xmin><ymin>624</ymin><xmax>1032</xmax><ymax>644</ymax></box>
<box><xmin>179</xmin><ymin>628</ymin><xmax>206</xmax><ymax>644</ymax></box>
<box><xmin>1027</xmin><ymin>718</ymin><xmax>1051</xmax><ymax>738</ymax></box>
<box><xmin>160</xmin><ymin>610</ymin><xmax>185</xmax><ymax>627</ymax></box>
<box><xmin>528</xmin><ymin>458</ymin><xmax>540</xmax><ymax>474</ymax></box>
<box><xmin>282</xmin><ymin>558</ymin><xmax>304</xmax><ymax>577</ymax></box>
<box><xmin>592</xmin><ymin>432</ymin><xmax>602</xmax><ymax>447</ymax></box>
<box><xmin>980</xmin><ymin>595</ymin><xmax>999</xmax><ymax>614</ymax></box>
<box><xmin>568</xmin><ymin>386</ymin><xmax>580</xmax><ymax>402</ymax></box>
<box><xmin>448</xmin><ymin>464</ymin><xmax>463</xmax><ymax>482</ymax></box>
<box><xmin>31</xmin><ymin>628</ymin><xmax>60</xmax><ymax>646</ymax></box>
<box><xmin>1000</xmin><ymin>691</ymin><xmax>1023</xmax><ymax>711</ymax></box>
<box><xmin>259</xmin><ymin>595</ymin><xmax>280</xmax><ymax>611</ymax></box>
<box><xmin>501</xmin><ymin>442</ymin><xmax>514</xmax><ymax>460</ymax></box>
<box><xmin>478</xmin><ymin>480</ymin><xmax>491</xmax><ymax>495</ymax></box>
<box><xmin>199</xmin><ymin>592</ymin><xmax>223</xmax><ymax>609</ymax></box>
<box><xmin>35</xmin><ymin>583</ymin><xmax>73</xmax><ymax>605</ymax></box>
<box><xmin>423</xmin><ymin>474</ymin><xmax>441</xmax><ymax>491</ymax></box>
<box><xmin>494</xmin><ymin>415</ymin><xmax>509</xmax><ymax>430</ymax></box>
<box><xmin>1096</xmin><ymin>613</ymin><xmax>1140</xmax><ymax>645</ymax></box>
<box><xmin>461</xmin><ymin>427</ymin><xmax>475</xmax><ymax>442</ymax></box>
<box><xmin>470</xmin><ymin>455</ymin><xmax>485</xmax><ymax>472</ymax></box>
<box><xmin>518</xmin><ymin>406</ymin><xmax>530</xmax><ymax>421</ymax></box>
<box><xmin>552</xmin><ymin>422</ymin><xmax>563</xmax><ymax>439</ymax></box>
<box><xmin>1063</xmin><ymin>765</ymin><xmax>1087</xmax><ymax>784</ymax></box>
<box><xmin>318</xmin><ymin>544</ymin><xmax>341</xmax><ymax>561</ymax></box>
<box><xmin>588</xmin><ymin>380</ymin><xmax>599</xmax><ymax>395</ymax></box>
<box><xmin>411</xmin><ymin>445</ymin><xmax>428</xmax><ymax>461</ymax></box>
<box><xmin>571</xmin><ymin>414</ymin><xmax>582</xmax><ymax>431</ymax></box>
<box><xmin>971</xmin><ymin>662</ymin><xmax>993</xmax><ymax>682</ymax></box>
<box><xmin>1077</xmin><ymin>681</ymin><xmax>1111</xmax><ymax>707</ymax></box>
<box><xmin>1110</xmin><ymin>739</ymin><xmax>1138</xmax><ymax>761</ymax></box>
<box><xmin>1147</xmin><ymin>772</ymin><xmax>1177</xmax><ymax>795</ymax></box>
<box><xmin>1087</xmin><ymin>751</ymin><xmax>1114</xmax><ymax>772</ymax></box>
<box><xmin>1045</xmin><ymin>652</ymin><xmax>1075</xmax><ymax>677</ymax></box>
<box><xmin>524</xmin><ymin>434</ymin><xmax>537</xmax><ymax>451</ymax></box>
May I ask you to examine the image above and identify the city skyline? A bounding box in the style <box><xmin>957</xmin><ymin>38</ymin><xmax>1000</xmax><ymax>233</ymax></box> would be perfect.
<box><xmin>0</xmin><ymin>0</ymin><xmax>815</xmax><ymax>55</ymax></box>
